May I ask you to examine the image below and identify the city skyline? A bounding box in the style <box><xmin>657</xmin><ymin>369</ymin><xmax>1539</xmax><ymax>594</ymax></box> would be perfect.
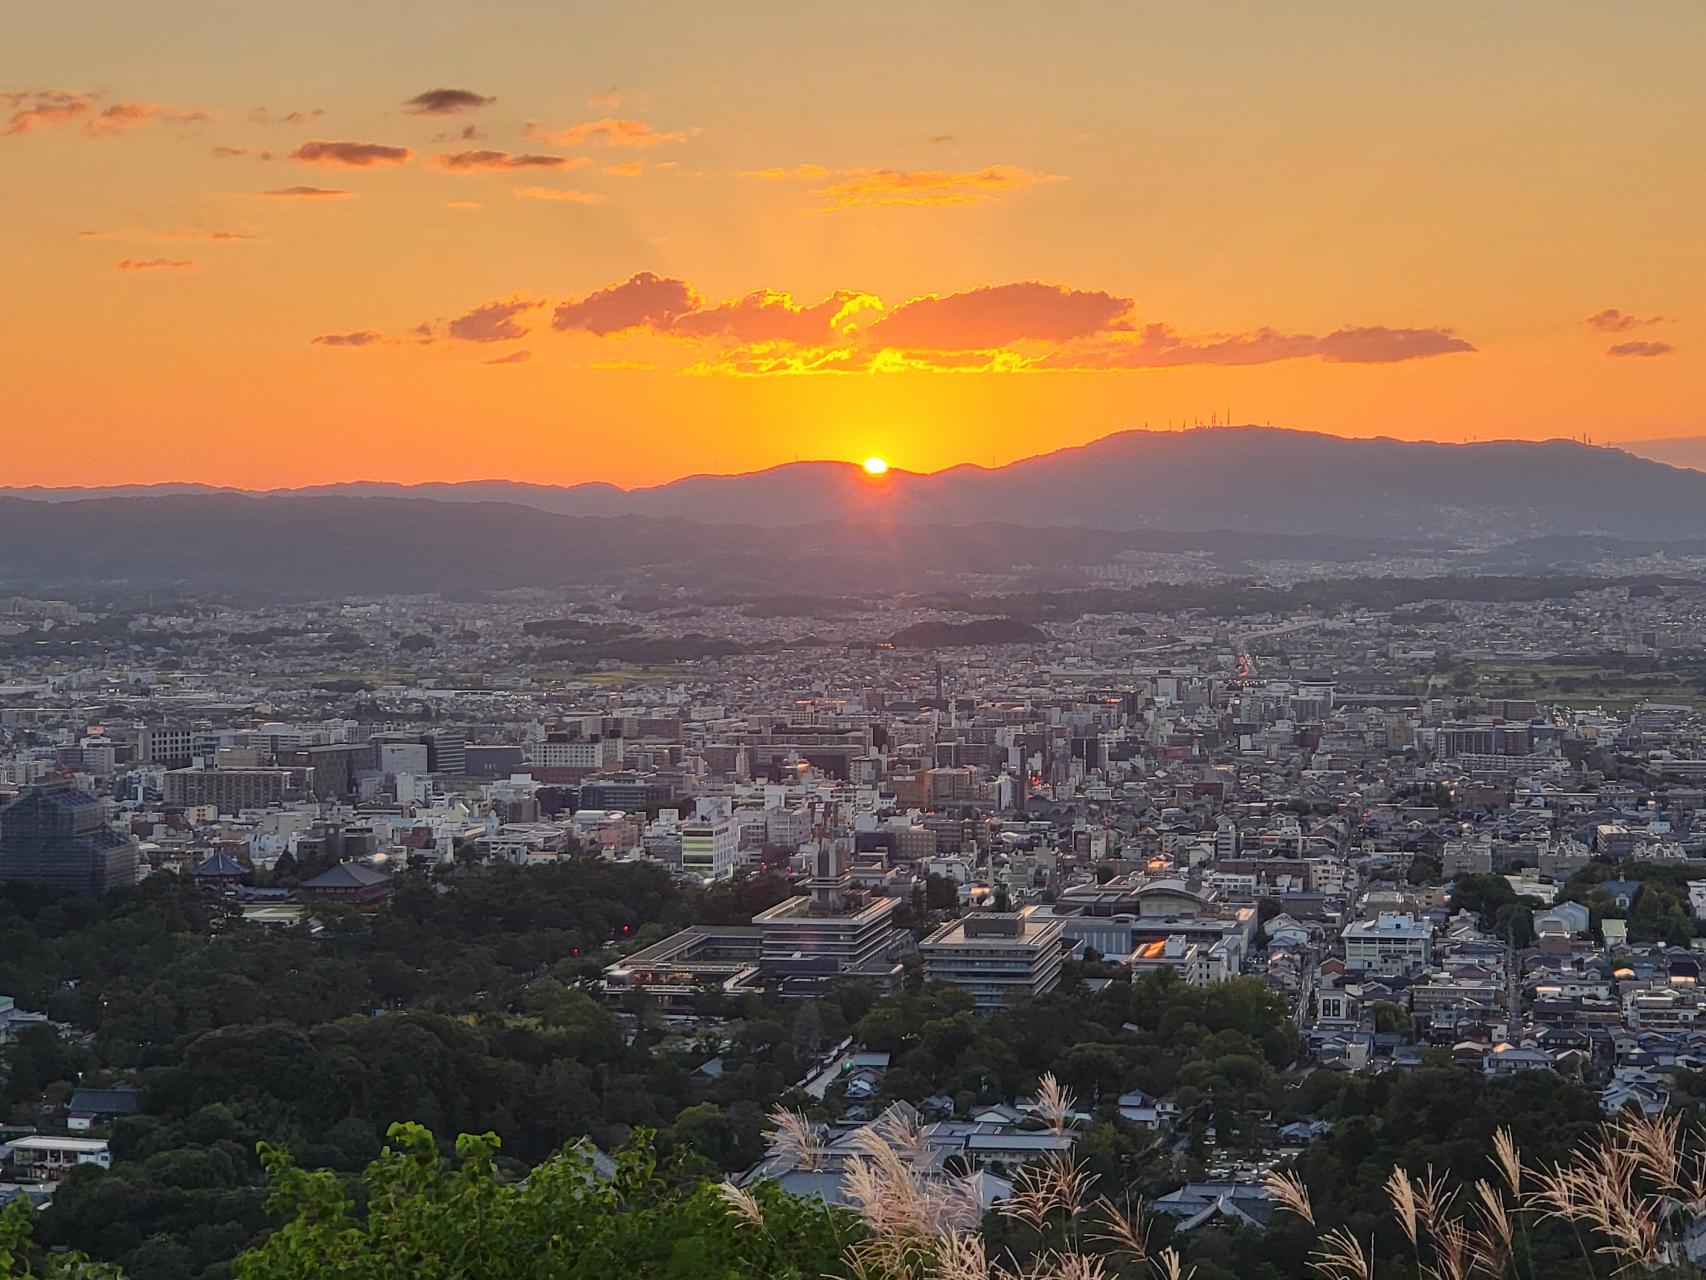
<box><xmin>7</xmin><ymin>2</ymin><xmax>1704</xmax><ymax>487</ymax></box>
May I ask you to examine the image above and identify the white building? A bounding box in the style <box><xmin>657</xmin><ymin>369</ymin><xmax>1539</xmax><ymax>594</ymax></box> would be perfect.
<box><xmin>1341</xmin><ymin>912</ymin><xmax>1433</xmax><ymax>974</ymax></box>
<box><xmin>681</xmin><ymin>816</ymin><xmax>738</xmax><ymax>883</ymax></box>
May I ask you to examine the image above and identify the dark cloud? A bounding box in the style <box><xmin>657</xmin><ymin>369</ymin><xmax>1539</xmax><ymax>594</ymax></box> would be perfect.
<box><xmin>249</xmin><ymin>107</ymin><xmax>322</xmax><ymax>125</ymax></box>
<box><xmin>403</xmin><ymin>88</ymin><xmax>495</xmax><ymax>116</ymax></box>
<box><xmin>1607</xmin><ymin>340</ymin><xmax>1676</xmax><ymax>358</ymax></box>
<box><xmin>1315</xmin><ymin>326</ymin><xmax>1476</xmax><ymax>363</ymax></box>
<box><xmin>260</xmin><ymin>186</ymin><xmax>353</xmax><ymax>198</ymax></box>
<box><xmin>483</xmin><ymin>350</ymin><xmax>533</xmax><ymax>365</ymax></box>
<box><xmin>426</xmin><ymin>149</ymin><xmax>579</xmax><ymax>172</ymax></box>
<box><xmin>212</xmin><ymin>144</ymin><xmax>273</xmax><ymax>160</ymax></box>
<box><xmin>114</xmin><ymin>257</ymin><xmax>196</xmax><ymax>272</ymax></box>
<box><xmin>447</xmin><ymin>297</ymin><xmax>539</xmax><ymax>343</ymax></box>
<box><xmin>290</xmin><ymin>139</ymin><xmax>413</xmax><ymax>168</ymax></box>
<box><xmin>1585</xmin><ymin>308</ymin><xmax>1669</xmax><ymax>333</ymax></box>
<box><xmin>552</xmin><ymin>272</ymin><xmax>701</xmax><ymax>334</ymax></box>
<box><xmin>311</xmin><ymin>330</ymin><xmax>383</xmax><ymax>347</ymax></box>
<box><xmin>1037</xmin><ymin>324</ymin><xmax>1474</xmax><ymax>370</ymax></box>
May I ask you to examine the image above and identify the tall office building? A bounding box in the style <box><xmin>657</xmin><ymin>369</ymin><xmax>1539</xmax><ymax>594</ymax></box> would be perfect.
<box><xmin>0</xmin><ymin>778</ymin><xmax>140</xmax><ymax>896</ymax></box>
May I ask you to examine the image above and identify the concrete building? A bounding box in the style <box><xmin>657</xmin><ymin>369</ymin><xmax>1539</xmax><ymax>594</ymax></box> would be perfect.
<box><xmin>1341</xmin><ymin>912</ymin><xmax>1434</xmax><ymax>974</ymax></box>
<box><xmin>681</xmin><ymin>816</ymin><xmax>739</xmax><ymax>882</ymax></box>
<box><xmin>0</xmin><ymin>778</ymin><xmax>139</xmax><ymax>896</ymax></box>
<box><xmin>163</xmin><ymin>766</ymin><xmax>295</xmax><ymax>811</ymax></box>
<box><xmin>751</xmin><ymin>842</ymin><xmax>906</xmax><ymax>987</ymax></box>
<box><xmin>919</xmin><ymin>908</ymin><xmax>1066</xmax><ymax>1012</ymax></box>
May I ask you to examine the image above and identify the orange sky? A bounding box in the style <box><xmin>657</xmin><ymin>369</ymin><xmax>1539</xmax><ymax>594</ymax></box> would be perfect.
<box><xmin>4</xmin><ymin>3</ymin><xmax>1703</xmax><ymax>487</ymax></box>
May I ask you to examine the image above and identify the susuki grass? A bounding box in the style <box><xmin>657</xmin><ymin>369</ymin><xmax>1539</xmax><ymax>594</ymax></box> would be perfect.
<box><xmin>726</xmin><ymin>1093</ymin><xmax>1706</xmax><ymax>1278</ymax></box>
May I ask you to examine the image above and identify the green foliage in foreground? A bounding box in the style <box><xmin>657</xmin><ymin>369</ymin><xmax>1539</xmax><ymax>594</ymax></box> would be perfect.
<box><xmin>230</xmin><ymin>1124</ymin><xmax>856</xmax><ymax>1280</ymax></box>
<box><xmin>2</xmin><ymin>1126</ymin><xmax>856</xmax><ymax>1280</ymax></box>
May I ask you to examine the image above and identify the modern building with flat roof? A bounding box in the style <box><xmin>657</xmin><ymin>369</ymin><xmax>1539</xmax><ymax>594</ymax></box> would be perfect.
<box><xmin>919</xmin><ymin>908</ymin><xmax>1066</xmax><ymax>1012</ymax></box>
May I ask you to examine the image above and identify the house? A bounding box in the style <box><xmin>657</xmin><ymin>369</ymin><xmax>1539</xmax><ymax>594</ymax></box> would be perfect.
<box><xmin>1486</xmin><ymin>1042</ymin><xmax>1553</xmax><ymax>1075</ymax></box>
<box><xmin>1151</xmin><ymin>1182</ymin><xmax>1277</xmax><ymax>1231</ymax></box>
<box><xmin>1</xmin><ymin>1135</ymin><xmax>111</xmax><ymax>1182</ymax></box>
<box><xmin>65</xmin><ymin>1086</ymin><xmax>139</xmax><ymax>1132</ymax></box>
<box><xmin>0</xmin><ymin>998</ymin><xmax>50</xmax><ymax>1046</ymax></box>
<box><xmin>1600</xmin><ymin>880</ymin><xmax>1643</xmax><ymax>912</ymax></box>
<box><xmin>1116</xmin><ymin>1091</ymin><xmax>1181</xmax><ymax>1130</ymax></box>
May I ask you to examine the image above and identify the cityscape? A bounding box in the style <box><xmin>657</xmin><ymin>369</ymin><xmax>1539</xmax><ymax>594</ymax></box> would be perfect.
<box><xmin>7</xmin><ymin>5</ymin><xmax>1706</xmax><ymax>1279</ymax></box>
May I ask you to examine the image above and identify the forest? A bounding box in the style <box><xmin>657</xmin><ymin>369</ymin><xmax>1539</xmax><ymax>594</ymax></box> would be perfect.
<box><xmin>0</xmin><ymin>864</ymin><xmax>1681</xmax><ymax>1278</ymax></box>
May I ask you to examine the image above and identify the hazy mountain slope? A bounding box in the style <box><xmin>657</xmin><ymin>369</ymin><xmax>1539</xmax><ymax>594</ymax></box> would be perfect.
<box><xmin>8</xmin><ymin>428</ymin><xmax>1706</xmax><ymax>549</ymax></box>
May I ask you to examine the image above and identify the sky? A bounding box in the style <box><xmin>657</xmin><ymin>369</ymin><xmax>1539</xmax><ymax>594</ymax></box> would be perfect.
<box><xmin>5</xmin><ymin>2</ymin><xmax>1704</xmax><ymax>488</ymax></box>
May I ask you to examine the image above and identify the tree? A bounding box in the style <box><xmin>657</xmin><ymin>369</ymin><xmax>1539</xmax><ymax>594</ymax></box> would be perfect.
<box><xmin>0</xmin><ymin>1199</ymin><xmax>122</xmax><ymax>1277</ymax></box>
<box><xmin>231</xmin><ymin>1123</ymin><xmax>858</xmax><ymax>1280</ymax></box>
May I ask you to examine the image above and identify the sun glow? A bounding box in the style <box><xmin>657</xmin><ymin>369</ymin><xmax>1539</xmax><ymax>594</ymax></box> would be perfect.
<box><xmin>862</xmin><ymin>456</ymin><xmax>889</xmax><ymax>476</ymax></box>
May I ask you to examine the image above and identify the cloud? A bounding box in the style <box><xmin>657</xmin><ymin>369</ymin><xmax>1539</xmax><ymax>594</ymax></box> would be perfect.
<box><xmin>1035</xmin><ymin>323</ymin><xmax>1474</xmax><ymax>370</ymax></box>
<box><xmin>524</xmin><ymin>117</ymin><xmax>691</xmax><ymax>148</ymax></box>
<box><xmin>672</xmin><ymin>289</ymin><xmax>883</xmax><ymax>344</ymax></box>
<box><xmin>447</xmin><ymin>296</ymin><xmax>540</xmax><ymax>343</ymax></box>
<box><xmin>746</xmin><ymin>162</ymin><xmax>1063</xmax><ymax>210</ymax></box>
<box><xmin>3</xmin><ymin>90</ymin><xmax>93</xmax><ymax>134</ymax></box>
<box><xmin>114</xmin><ymin>257</ymin><xmax>196</xmax><ymax>272</ymax></box>
<box><xmin>484</xmin><ymin>350</ymin><xmax>533</xmax><ymax>365</ymax></box>
<box><xmin>870</xmin><ymin>283</ymin><xmax>1132</xmax><ymax>348</ymax></box>
<box><xmin>1585</xmin><ymin>307</ymin><xmax>1670</xmax><ymax>333</ymax></box>
<box><xmin>587</xmin><ymin>88</ymin><xmax>622</xmax><ymax>111</ymax></box>
<box><xmin>403</xmin><ymin>88</ymin><xmax>495</xmax><ymax>116</ymax></box>
<box><xmin>1607</xmin><ymin>340</ymin><xmax>1676</xmax><ymax>358</ymax></box>
<box><xmin>433</xmin><ymin>124</ymin><xmax>486</xmax><ymax>143</ymax></box>
<box><xmin>160</xmin><ymin>228</ymin><xmax>262</xmax><ymax>243</ymax></box>
<box><xmin>84</xmin><ymin>102</ymin><xmax>211</xmax><ymax>136</ymax></box>
<box><xmin>1316</xmin><ymin>326</ymin><xmax>1476</xmax><ymax>363</ymax></box>
<box><xmin>513</xmin><ymin>186</ymin><xmax>604</xmax><ymax>202</ymax></box>
<box><xmin>212</xmin><ymin>144</ymin><xmax>273</xmax><ymax>160</ymax></box>
<box><xmin>4</xmin><ymin>90</ymin><xmax>210</xmax><ymax>137</ymax></box>
<box><xmin>249</xmin><ymin>107</ymin><xmax>322</xmax><ymax>125</ymax></box>
<box><xmin>260</xmin><ymin>185</ymin><xmax>353</xmax><ymax>198</ymax></box>
<box><xmin>290</xmin><ymin>139</ymin><xmax>413</xmax><ymax>167</ymax></box>
<box><xmin>414</xmin><ymin>271</ymin><xmax>1478</xmax><ymax>378</ymax></box>
<box><xmin>426</xmin><ymin>149</ymin><xmax>581</xmax><ymax>172</ymax></box>
<box><xmin>310</xmin><ymin>330</ymin><xmax>383</xmax><ymax>347</ymax></box>
<box><xmin>447</xmin><ymin>200</ymin><xmax>481</xmax><ymax>210</ymax></box>
<box><xmin>84</xmin><ymin>227</ymin><xmax>262</xmax><ymax>244</ymax></box>
<box><xmin>552</xmin><ymin>272</ymin><xmax>700</xmax><ymax>334</ymax></box>
<box><xmin>602</xmin><ymin>160</ymin><xmax>645</xmax><ymax>176</ymax></box>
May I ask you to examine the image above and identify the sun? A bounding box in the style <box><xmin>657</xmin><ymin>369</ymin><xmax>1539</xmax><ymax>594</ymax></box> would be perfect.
<box><xmin>862</xmin><ymin>456</ymin><xmax>889</xmax><ymax>476</ymax></box>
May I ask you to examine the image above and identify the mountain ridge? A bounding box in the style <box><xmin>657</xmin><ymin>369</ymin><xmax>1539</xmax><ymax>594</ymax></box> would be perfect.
<box><xmin>6</xmin><ymin>426</ymin><xmax>1703</xmax><ymax>541</ymax></box>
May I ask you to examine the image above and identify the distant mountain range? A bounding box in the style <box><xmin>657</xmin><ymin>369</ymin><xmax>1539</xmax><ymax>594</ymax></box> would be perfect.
<box><xmin>5</xmin><ymin>427</ymin><xmax>1706</xmax><ymax>596</ymax></box>
<box><xmin>7</xmin><ymin>427</ymin><xmax>1706</xmax><ymax>541</ymax></box>
<box><xmin>1621</xmin><ymin>435</ymin><xmax>1706</xmax><ymax>472</ymax></box>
